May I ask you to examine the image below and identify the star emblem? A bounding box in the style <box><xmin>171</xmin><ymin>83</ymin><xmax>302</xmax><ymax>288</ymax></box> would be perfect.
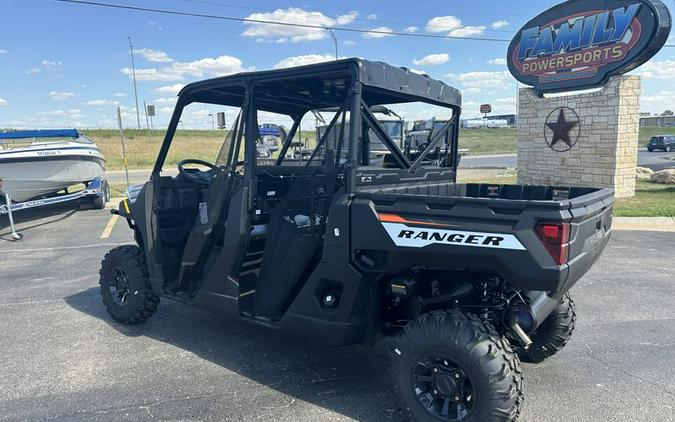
<box><xmin>544</xmin><ymin>107</ymin><xmax>580</xmax><ymax>152</ymax></box>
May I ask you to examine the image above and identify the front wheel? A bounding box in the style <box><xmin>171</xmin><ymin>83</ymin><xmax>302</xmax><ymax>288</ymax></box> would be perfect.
<box><xmin>392</xmin><ymin>310</ymin><xmax>523</xmax><ymax>422</ymax></box>
<box><xmin>99</xmin><ymin>245</ymin><xmax>159</xmax><ymax>324</ymax></box>
<box><xmin>665</xmin><ymin>145</ymin><xmax>672</xmax><ymax>152</ymax></box>
<box><xmin>647</xmin><ymin>147</ymin><xmax>654</xmax><ymax>152</ymax></box>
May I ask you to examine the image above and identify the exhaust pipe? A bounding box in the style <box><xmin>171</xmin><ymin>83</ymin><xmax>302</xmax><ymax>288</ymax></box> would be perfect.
<box><xmin>506</xmin><ymin>313</ymin><xmax>533</xmax><ymax>349</ymax></box>
<box><xmin>505</xmin><ymin>291</ymin><xmax>559</xmax><ymax>348</ymax></box>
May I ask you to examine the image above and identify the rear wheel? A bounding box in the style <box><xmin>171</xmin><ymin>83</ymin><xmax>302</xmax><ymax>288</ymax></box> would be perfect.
<box><xmin>392</xmin><ymin>310</ymin><xmax>523</xmax><ymax>422</ymax></box>
<box><xmin>99</xmin><ymin>245</ymin><xmax>159</xmax><ymax>324</ymax></box>
<box><xmin>516</xmin><ymin>294</ymin><xmax>576</xmax><ymax>364</ymax></box>
<box><xmin>647</xmin><ymin>147</ymin><xmax>654</xmax><ymax>152</ymax></box>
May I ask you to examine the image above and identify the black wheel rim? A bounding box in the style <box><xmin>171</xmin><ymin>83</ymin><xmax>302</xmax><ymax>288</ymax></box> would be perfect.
<box><xmin>411</xmin><ymin>353</ymin><xmax>475</xmax><ymax>421</ymax></box>
<box><xmin>109</xmin><ymin>268</ymin><xmax>130</xmax><ymax>305</ymax></box>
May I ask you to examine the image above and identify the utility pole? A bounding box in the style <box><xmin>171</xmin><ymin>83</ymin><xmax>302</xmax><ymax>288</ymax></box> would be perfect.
<box><xmin>143</xmin><ymin>100</ymin><xmax>150</xmax><ymax>130</ymax></box>
<box><xmin>128</xmin><ymin>36</ymin><xmax>141</xmax><ymax>130</ymax></box>
<box><xmin>328</xmin><ymin>28</ymin><xmax>338</xmax><ymax>60</ymax></box>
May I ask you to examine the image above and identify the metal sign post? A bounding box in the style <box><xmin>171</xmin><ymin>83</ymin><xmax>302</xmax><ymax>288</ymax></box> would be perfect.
<box><xmin>116</xmin><ymin>106</ymin><xmax>131</xmax><ymax>187</ymax></box>
<box><xmin>146</xmin><ymin>104</ymin><xmax>155</xmax><ymax>130</ymax></box>
<box><xmin>480</xmin><ymin>104</ymin><xmax>492</xmax><ymax>129</ymax></box>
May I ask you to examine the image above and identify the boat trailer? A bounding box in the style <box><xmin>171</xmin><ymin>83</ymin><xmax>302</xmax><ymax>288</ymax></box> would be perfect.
<box><xmin>0</xmin><ymin>177</ymin><xmax>109</xmax><ymax>241</ymax></box>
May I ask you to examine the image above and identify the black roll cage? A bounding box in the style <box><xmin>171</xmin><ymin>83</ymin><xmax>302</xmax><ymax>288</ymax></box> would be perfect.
<box><xmin>152</xmin><ymin>58</ymin><xmax>462</xmax><ymax>192</ymax></box>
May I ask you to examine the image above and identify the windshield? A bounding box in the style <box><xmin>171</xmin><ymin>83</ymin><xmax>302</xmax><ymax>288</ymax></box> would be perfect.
<box><xmin>215</xmin><ymin>110</ymin><xmax>242</xmax><ymax>167</ymax></box>
<box><xmin>380</xmin><ymin>121</ymin><xmax>403</xmax><ymax>140</ymax></box>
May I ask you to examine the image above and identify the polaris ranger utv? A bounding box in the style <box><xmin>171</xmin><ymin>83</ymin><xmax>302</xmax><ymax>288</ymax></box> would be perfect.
<box><xmin>100</xmin><ymin>59</ymin><xmax>614</xmax><ymax>421</ymax></box>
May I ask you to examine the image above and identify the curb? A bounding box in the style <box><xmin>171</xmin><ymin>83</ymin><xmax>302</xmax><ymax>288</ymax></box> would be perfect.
<box><xmin>612</xmin><ymin>217</ymin><xmax>675</xmax><ymax>232</ymax></box>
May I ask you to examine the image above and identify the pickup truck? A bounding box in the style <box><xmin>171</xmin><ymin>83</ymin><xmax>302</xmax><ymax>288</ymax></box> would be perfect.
<box><xmin>99</xmin><ymin>59</ymin><xmax>613</xmax><ymax>422</ymax></box>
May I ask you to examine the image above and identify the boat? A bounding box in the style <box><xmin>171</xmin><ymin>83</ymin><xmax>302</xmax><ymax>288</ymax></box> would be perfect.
<box><xmin>0</xmin><ymin>129</ymin><xmax>106</xmax><ymax>202</ymax></box>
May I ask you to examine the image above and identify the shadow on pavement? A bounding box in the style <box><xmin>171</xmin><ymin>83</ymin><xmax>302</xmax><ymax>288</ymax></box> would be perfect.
<box><xmin>0</xmin><ymin>206</ymin><xmax>79</xmax><ymax>242</ymax></box>
<box><xmin>64</xmin><ymin>287</ymin><xmax>405</xmax><ymax>421</ymax></box>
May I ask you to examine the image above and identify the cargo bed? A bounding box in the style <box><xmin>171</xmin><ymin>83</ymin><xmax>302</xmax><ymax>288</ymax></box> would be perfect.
<box><xmin>351</xmin><ymin>182</ymin><xmax>614</xmax><ymax>294</ymax></box>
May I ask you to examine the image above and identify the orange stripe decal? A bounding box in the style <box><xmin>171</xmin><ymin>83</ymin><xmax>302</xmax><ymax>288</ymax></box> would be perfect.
<box><xmin>378</xmin><ymin>213</ymin><xmax>449</xmax><ymax>227</ymax></box>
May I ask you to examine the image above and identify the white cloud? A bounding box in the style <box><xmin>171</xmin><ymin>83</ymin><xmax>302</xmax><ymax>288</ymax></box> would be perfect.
<box><xmin>135</xmin><ymin>48</ymin><xmax>173</xmax><ymax>63</ymax></box>
<box><xmin>425</xmin><ymin>16</ymin><xmax>462</xmax><ymax>33</ymax></box>
<box><xmin>41</xmin><ymin>59</ymin><xmax>63</xmax><ymax>70</ymax></box>
<box><xmin>490</xmin><ymin>20</ymin><xmax>509</xmax><ymax>29</ymax></box>
<box><xmin>343</xmin><ymin>40</ymin><xmax>355</xmax><ymax>46</ymax></box>
<box><xmin>153</xmin><ymin>83</ymin><xmax>185</xmax><ymax>95</ymax></box>
<box><xmin>0</xmin><ymin>49</ymin><xmax>7</xmax><ymax>54</ymax></box>
<box><xmin>362</xmin><ymin>26</ymin><xmax>394</xmax><ymax>39</ymax></box>
<box><xmin>446</xmin><ymin>70</ymin><xmax>513</xmax><ymax>90</ymax></box>
<box><xmin>336</xmin><ymin>11</ymin><xmax>358</xmax><ymax>26</ymax></box>
<box><xmin>120</xmin><ymin>67</ymin><xmax>181</xmax><ymax>81</ymax></box>
<box><xmin>0</xmin><ymin>97</ymin><xmax>8</xmax><ymax>106</ymax></box>
<box><xmin>152</xmin><ymin>97</ymin><xmax>177</xmax><ymax>105</ymax></box>
<box><xmin>425</xmin><ymin>16</ymin><xmax>485</xmax><ymax>38</ymax></box>
<box><xmin>635</xmin><ymin>59</ymin><xmax>675</xmax><ymax>80</ymax></box>
<box><xmin>83</xmin><ymin>99</ymin><xmax>120</xmax><ymax>106</ymax></box>
<box><xmin>449</xmin><ymin>26</ymin><xmax>486</xmax><ymax>38</ymax></box>
<box><xmin>242</xmin><ymin>8</ymin><xmax>358</xmax><ymax>43</ymax></box>
<box><xmin>49</xmin><ymin>91</ymin><xmax>75</xmax><ymax>101</ymax></box>
<box><xmin>413</xmin><ymin>53</ymin><xmax>450</xmax><ymax>66</ymax></box>
<box><xmin>147</xmin><ymin>20</ymin><xmax>163</xmax><ymax>31</ymax></box>
<box><xmin>25</xmin><ymin>67</ymin><xmax>40</xmax><ymax>75</ymax></box>
<box><xmin>640</xmin><ymin>90</ymin><xmax>675</xmax><ymax>113</ymax></box>
<box><xmin>171</xmin><ymin>55</ymin><xmax>249</xmax><ymax>77</ymax></box>
<box><xmin>488</xmin><ymin>58</ymin><xmax>507</xmax><ymax>65</ymax></box>
<box><xmin>274</xmin><ymin>54</ymin><xmax>337</xmax><ymax>69</ymax></box>
<box><xmin>112</xmin><ymin>92</ymin><xmax>127</xmax><ymax>97</ymax></box>
<box><xmin>403</xmin><ymin>26</ymin><xmax>419</xmax><ymax>33</ymax></box>
<box><xmin>38</xmin><ymin>108</ymin><xmax>84</xmax><ymax>119</ymax></box>
<box><xmin>121</xmin><ymin>55</ymin><xmax>250</xmax><ymax>81</ymax></box>
<box><xmin>366</xmin><ymin>14</ymin><xmax>377</xmax><ymax>20</ymax></box>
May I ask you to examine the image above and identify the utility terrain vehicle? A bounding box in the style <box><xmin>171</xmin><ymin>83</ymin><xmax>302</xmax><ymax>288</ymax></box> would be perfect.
<box><xmin>100</xmin><ymin>59</ymin><xmax>614</xmax><ymax>421</ymax></box>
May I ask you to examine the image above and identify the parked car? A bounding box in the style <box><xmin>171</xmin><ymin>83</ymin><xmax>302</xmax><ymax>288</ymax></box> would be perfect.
<box><xmin>647</xmin><ymin>135</ymin><xmax>675</xmax><ymax>152</ymax></box>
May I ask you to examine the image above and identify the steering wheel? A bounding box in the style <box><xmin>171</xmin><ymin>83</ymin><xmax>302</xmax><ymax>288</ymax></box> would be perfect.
<box><xmin>178</xmin><ymin>158</ymin><xmax>218</xmax><ymax>186</ymax></box>
<box><xmin>416</xmin><ymin>142</ymin><xmax>429</xmax><ymax>155</ymax></box>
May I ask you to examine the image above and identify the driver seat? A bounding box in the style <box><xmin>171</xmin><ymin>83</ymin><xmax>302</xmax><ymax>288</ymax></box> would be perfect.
<box><xmin>175</xmin><ymin>167</ymin><xmax>234</xmax><ymax>289</ymax></box>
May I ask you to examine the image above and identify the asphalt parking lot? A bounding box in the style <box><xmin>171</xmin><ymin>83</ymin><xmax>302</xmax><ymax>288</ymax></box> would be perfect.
<box><xmin>1</xmin><ymin>206</ymin><xmax>673</xmax><ymax>421</ymax></box>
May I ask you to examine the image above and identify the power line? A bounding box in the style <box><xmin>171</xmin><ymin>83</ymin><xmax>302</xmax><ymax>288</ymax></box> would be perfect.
<box><xmin>52</xmin><ymin>0</ymin><xmax>512</xmax><ymax>42</ymax></box>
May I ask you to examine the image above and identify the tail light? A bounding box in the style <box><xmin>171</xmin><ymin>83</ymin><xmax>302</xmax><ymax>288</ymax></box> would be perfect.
<box><xmin>535</xmin><ymin>222</ymin><xmax>570</xmax><ymax>265</ymax></box>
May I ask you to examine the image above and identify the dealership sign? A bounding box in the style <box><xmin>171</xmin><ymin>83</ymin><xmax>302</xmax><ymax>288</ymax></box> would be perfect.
<box><xmin>507</xmin><ymin>0</ymin><xmax>671</xmax><ymax>93</ymax></box>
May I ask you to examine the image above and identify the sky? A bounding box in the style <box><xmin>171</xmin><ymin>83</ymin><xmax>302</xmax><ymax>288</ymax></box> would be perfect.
<box><xmin>1</xmin><ymin>0</ymin><xmax>674</xmax><ymax>130</ymax></box>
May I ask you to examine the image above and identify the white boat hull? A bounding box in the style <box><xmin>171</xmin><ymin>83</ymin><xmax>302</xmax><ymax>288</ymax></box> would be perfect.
<box><xmin>0</xmin><ymin>142</ymin><xmax>105</xmax><ymax>202</ymax></box>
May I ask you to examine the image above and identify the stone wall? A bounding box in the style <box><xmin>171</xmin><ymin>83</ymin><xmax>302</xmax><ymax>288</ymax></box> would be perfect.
<box><xmin>517</xmin><ymin>75</ymin><xmax>640</xmax><ymax>198</ymax></box>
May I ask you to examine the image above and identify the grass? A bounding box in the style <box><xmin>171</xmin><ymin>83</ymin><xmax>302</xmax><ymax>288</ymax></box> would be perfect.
<box><xmin>458</xmin><ymin>128</ymin><xmax>517</xmax><ymax>155</ymax></box>
<box><xmin>86</xmin><ymin>129</ymin><xmax>317</xmax><ymax>170</ymax></box>
<box><xmin>613</xmin><ymin>180</ymin><xmax>675</xmax><ymax>217</ymax></box>
<box><xmin>86</xmin><ymin>126</ymin><xmax>673</xmax><ymax>171</ymax></box>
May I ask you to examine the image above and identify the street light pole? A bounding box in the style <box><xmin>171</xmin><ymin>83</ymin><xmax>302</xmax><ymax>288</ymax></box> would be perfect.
<box><xmin>328</xmin><ymin>28</ymin><xmax>338</xmax><ymax>60</ymax></box>
<box><xmin>128</xmin><ymin>36</ymin><xmax>141</xmax><ymax>130</ymax></box>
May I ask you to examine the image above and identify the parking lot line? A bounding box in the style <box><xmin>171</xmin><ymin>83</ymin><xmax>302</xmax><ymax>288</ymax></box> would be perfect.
<box><xmin>100</xmin><ymin>214</ymin><xmax>118</xmax><ymax>239</ymax></box>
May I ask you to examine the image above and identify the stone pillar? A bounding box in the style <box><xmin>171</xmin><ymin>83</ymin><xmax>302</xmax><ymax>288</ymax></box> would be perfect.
<box><xmin>517</xmin><ymin>75</ymin><xmax>640</xmax><ymax>198</ymax></box>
